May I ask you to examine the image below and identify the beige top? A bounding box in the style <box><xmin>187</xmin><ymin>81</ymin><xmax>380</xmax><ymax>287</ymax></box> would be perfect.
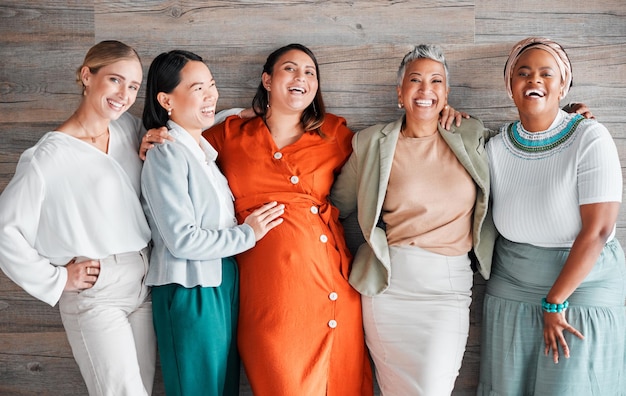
<box><xmin>383</xmin><ymin>131</ymin><xmax>476</xmax><ymax>255</ymax></box>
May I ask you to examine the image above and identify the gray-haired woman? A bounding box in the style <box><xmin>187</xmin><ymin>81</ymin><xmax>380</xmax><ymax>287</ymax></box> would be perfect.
<box><xmin>331</xmin><ymin>44</ymin><xmax>497</xmax><ymax>395</ymax></box>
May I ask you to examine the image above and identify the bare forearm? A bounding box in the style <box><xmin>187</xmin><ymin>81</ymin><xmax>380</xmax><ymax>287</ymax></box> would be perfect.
<box><xmin>547</xmin><ymin>202</ymin><xmax>619</xmax><ymax>303</ymax></box>
<box><xmin>546</xmin><ymin>233</ymin><xmax>608</xmax><ymax>303</ymax></box>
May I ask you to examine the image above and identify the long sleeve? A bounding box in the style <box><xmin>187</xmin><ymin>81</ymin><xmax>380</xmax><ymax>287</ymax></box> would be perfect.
<box><xmin>141</xmin><ymin>141</ymin><xmax>255</xmax><ymax>262</ymax></box>
<box><xmin>330</xmin><ymin>140</ymin><xmax>359</xmax><ymax>220</ymax></box>
<box><xmin>0</xmin><ymin>156</ymin><xmax>67</xmax><ymax>306</ymax></box>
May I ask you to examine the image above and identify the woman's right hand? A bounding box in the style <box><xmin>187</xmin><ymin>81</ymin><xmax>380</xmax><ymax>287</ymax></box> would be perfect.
<box><xmin>243</xmin><ymin>201</ymin><xmax>285</xmax><ymax>241</ymax></box>
<box><xmin>64</xmin><ymin>259</ymin><xmax>101</xmax><ymax>291</ymax></box>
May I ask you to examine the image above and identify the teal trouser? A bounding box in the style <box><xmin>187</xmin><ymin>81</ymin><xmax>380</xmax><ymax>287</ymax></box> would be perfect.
<box><xmin>152</xmin><ymin>257</ymin><xmax>240</xmax><ymax>396</ymax></box>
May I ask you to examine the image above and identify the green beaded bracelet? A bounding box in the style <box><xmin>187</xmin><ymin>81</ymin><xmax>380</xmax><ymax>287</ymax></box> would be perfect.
<box><xmin>541</xmin><ymin>297</ymin><xmax>569</xmax><ymax>313</ymax></box>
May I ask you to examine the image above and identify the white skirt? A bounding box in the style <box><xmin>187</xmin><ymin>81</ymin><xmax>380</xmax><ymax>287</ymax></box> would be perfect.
<box><xmin>363</xmin><ymin>245</ymin><xmax>473</xmax><ymax>396</ymax></box>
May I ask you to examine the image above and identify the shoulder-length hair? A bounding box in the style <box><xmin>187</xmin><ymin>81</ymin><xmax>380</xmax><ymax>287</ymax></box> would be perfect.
<box><xmin>251</xmin><ymin>43</ymin><xmax>326</xmax><ymax>133</ymax></box>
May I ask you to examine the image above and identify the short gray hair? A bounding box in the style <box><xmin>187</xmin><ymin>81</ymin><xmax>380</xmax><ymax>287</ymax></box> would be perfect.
<box><xmin>397</xmin><ymin>44</ymin><xmax>449</xmax><ymax>88</ymax></box>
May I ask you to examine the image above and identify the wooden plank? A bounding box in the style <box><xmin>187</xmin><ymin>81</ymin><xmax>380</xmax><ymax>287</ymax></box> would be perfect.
<box><xmin>0</xmin><ymin>299</ymin><xmax>65</xmax><ymax>333</ymax></box>
<box><xmin>94</xmin><ymin>1</ymin><xmax>475</xmax><ymax>49</ymax></box>
<box><xmin>0</xmin><ymin>332</ymin><xmax>87</xmax><ymax>395</ymax></box>
<box><xmin>0</xmin><ymin>332</ymin><xmax>73</xmax><ymax>357</ymax></box>
<box><xmin>0</xmin><ymin>1</ymin><xmax>94</xmax><ymax>123</ymax></box>
<box><xmin>476</xmin><ymin>0</ymin><xmax>626</xmax><ymax>44</ymax></box>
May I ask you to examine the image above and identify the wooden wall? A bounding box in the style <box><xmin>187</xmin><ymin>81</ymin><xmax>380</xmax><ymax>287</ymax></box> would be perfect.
<box><xmin>1</xmin><ymin>1</ymin><xmax>625</xmax><ymax>395</ymax></box>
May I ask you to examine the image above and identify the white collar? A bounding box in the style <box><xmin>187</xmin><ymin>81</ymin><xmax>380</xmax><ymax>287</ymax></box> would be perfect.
<box><xmin>166</xmin><ymin>120</ymin><xmax>218</xmax><ymax>163</ymax></box>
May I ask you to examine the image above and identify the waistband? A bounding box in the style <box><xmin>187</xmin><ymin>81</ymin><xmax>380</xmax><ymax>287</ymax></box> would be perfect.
<box><xmin>100</xmin><ymin>246</ymin><xmax>149</xmax><ymax>263</ymax></box>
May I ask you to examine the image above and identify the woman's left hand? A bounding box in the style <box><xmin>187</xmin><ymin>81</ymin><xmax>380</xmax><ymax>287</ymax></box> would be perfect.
<box><xmin>543</xmin><ymin>311</ymin><xmax>584</xmax><ymax>364</ymax></box>
<box><xmin>439</xmin><ymin>105</ymin><xmax>470</xmax><ymax>130</ymax></box>
<box><xmin>139</xmin><ymin>127</ymin><xmax>174</xmax><ymax>160</ymax></box>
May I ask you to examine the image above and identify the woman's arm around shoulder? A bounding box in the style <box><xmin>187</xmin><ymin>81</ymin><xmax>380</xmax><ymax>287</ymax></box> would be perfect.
<box><xmin>448</xmin><ymin>115</ymin><xmax>496</xmax><ymax>143</ymax></box>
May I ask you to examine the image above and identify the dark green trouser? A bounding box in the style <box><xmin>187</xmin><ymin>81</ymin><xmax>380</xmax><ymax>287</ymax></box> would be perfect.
<box><xmin>152</xmin><ymin>257</ymin><xmax>240</xmax><ymax>396</ymax></box>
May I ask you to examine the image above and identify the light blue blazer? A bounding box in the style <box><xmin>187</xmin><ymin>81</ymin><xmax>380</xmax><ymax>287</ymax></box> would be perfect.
<box><xmin>141</xmin><ymin>126</ymin><xmax>255</xmax><ymax>288</ymax></box>
<box><xmin>331</xmin><ymin>116</ymin><xmax>497</xmax><ymax>296</ymax></box>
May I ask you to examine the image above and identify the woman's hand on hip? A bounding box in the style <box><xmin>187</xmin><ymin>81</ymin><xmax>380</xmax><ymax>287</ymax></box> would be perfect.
<box><xmin>64</xmin><ymin>259</ymin><xmax>101</xmax><ymax>292</ymax></box>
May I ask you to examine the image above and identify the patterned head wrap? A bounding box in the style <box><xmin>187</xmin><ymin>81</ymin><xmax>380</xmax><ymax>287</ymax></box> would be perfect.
<box><xmin>504</xmin><ymin>37</ymin><xmax>572</xmax><ymax>99</ymax></box>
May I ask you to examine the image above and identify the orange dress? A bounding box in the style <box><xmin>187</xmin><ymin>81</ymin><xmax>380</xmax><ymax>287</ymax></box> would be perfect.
<box><xmin>204</xmin><ymin>115</ymin><xmax>372</xmax><ymax>396</ymax></box>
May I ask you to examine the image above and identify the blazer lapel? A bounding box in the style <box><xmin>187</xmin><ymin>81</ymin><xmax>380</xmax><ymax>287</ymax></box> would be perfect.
<box><xmin>375</xmin><ymin>120</ymin><xmax>401</xmax><ymax>223</ymax></box>
<box><xmin>440</xmin><ymin>128</ymin><xmax>483</xmax><ymax>189</ymax></box>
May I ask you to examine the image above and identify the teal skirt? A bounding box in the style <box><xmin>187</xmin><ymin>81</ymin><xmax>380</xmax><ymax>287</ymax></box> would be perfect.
<box><xmin>152</xmin><ymin>257</ymin><xmax>240</xmax><ymax>396</ymax></box>
<box><xmin>478</xmin><ymin>237</ymin><xmax>626</xmax><ymax>396</ymax></box>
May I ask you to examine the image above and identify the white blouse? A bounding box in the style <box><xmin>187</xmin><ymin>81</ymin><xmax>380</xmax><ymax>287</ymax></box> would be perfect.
<box><xmin>0</xmin><ymin>113</ymin><xmax>151</xmax><ymax>306</ymax></box>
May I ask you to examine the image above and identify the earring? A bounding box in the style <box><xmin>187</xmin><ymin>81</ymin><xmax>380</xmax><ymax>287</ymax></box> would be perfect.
<box><xmin>266</xmin><ymin>92</ymin><xmax>270</xmax><ymax>108</ymax></box>
<box><xmin>398</xmin><ymin>102</ymin><xmax>404</xmax><ymax>109</ymax></box>
<box><xmin>167</xmin><ymin>109</ymin><xmax>172</xmax><ymax>117</ymax></box>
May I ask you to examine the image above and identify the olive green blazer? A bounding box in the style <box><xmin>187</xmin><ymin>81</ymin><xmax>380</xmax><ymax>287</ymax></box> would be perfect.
<box><xmin>331</xmin><ymin>116</ymin><xmax>497</xmax><ymax>296</ymax></box>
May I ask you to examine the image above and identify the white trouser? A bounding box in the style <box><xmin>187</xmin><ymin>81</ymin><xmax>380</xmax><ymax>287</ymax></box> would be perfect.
<box><xmin>363</xmin><ymin>245</ymin><xmax>473</xmax><ymax>396</ymax></box>
<box><xmin>59</xmin><ymin>248</ymin><xmax>156</xmax><ymax>396</ymax></box>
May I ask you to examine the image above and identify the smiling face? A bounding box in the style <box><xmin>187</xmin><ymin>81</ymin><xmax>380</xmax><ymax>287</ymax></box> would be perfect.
<box><xmin>158</xmin><ymin>60</ymin><xmax>219</xmax><ymax>133</ymax></box>
<box><xmin>262</xmin><ymin>49</ymin><xmax>318</xmax><ymax>114</ymax></box>
<box><xmin>510</xmin><ymin>48</ymin><xmax>565</xmax><ymax>130</ymax></box>
<box><xmin>397</xmin><ymin>58</ymin><xmax>449</xmax><ymax>126</ymax></box>
<box><xmin>81</xmin><ymin>58</ymin><xmax>142</xmax><ymax>121</ymax></box>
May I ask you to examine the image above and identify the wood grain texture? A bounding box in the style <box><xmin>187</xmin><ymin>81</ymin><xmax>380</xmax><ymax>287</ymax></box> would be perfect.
<box><xmin>0</xmin><ymin>1</ymin><xmax>625</xmax><ymax>395</ymax></box>
<box><xmin>0</xmin><ymin>1</ymin><xmax>93</xmax><ymax>124</ymax></box>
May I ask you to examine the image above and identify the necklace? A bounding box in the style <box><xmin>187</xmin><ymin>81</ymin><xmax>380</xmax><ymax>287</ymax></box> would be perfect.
<box><xmin>75</xmin><ymin>116</ymin><xmax>109</xmax><ymax>143</ymax></box>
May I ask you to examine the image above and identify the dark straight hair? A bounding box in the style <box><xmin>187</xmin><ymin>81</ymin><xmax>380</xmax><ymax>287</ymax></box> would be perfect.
<box><xmin>142</xmin><ymin>50</ymin><xmax>204</xmax><ymax>130</ymax></box>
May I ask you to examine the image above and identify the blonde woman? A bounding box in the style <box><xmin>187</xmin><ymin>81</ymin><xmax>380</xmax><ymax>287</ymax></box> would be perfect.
<box><xmin>0</xmin><ymin>41</ymin><xmax>155</xmax><ymax>395</ymax></box>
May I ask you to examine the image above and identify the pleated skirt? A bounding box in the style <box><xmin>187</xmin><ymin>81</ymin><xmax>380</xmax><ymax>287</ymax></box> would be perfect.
<box><xmin>478</xmin><ymin>237</ymin><xmax>626</xmax><ymax>396</ymax></box>
<box><xmin>363</xmin><ymin>245</ymin><xmax>473</xmax><ymax>396</ymax></box>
